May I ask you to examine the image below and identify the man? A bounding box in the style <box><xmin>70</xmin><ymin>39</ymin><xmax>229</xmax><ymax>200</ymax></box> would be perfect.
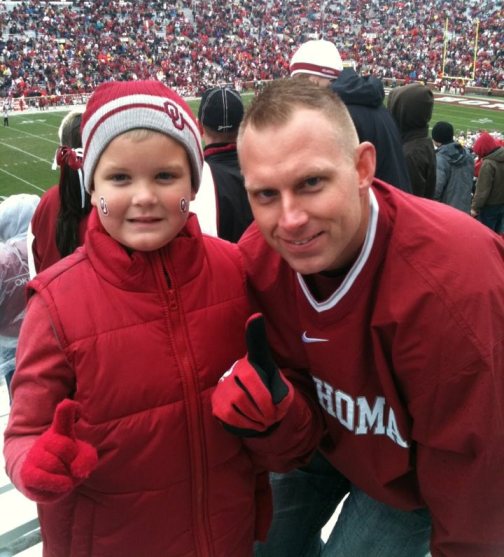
<box><xmin>290</xmin><ymin>39</ymin><xmax>411</xmax><ymax>192</ymax></box>
<box><xmin>191</xmin><ymin>85</ymin><xmax>253</xmax><ymax>242</ymax></box>
<box><xmin>212</xmin><ymin>79</ymin><xmax>504</xmax><ymax>556</ymax></box>
<box><xmin>388</xmin><ymin>83</ymin><xmax>437</xmax><ymax>198</ymax></box>
<box><xmin>432</xmin><ymin>121</ymin><xmax>475</xmax><ymax>214</ymax></box>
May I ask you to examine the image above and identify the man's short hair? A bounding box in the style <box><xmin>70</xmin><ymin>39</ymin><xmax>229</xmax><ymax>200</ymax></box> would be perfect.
<box><xmin>238</xmin><ymin>78</ymin><xmax>358</xmax><ymax>155</ymax></box>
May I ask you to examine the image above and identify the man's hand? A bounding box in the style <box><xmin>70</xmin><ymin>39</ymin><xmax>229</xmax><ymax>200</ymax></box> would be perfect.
<box><xmin>21</xmin><ymin>399</ymin><xmax>98</xmax><ymax>502</ymax></box>
<box><xmin>212</xmin><ymin>313</ymin><xmax>294</xmax><ymax>436</ymax></box>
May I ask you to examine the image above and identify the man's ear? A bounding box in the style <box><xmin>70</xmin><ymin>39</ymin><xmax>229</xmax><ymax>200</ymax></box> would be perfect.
<box><xmin>355</xmin><ymin>141</ymin><xmax>376</xmax><ymax>192</ymax></box>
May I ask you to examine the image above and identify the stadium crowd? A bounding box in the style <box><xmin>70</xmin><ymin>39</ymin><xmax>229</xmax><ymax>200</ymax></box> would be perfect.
<box><xmin>0</xmin><ymin>0</ymin><xmax>502</xmax><ymax>103</ymax></box>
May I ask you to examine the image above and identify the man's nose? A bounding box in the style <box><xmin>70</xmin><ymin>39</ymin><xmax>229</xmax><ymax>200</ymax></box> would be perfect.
<box><xmin>278</xmin><ymin>195</ymin><xmax>309</xmax><ymax>230</ymax></box>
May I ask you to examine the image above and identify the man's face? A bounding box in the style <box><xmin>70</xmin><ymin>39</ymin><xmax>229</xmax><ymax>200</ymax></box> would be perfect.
<box><xmin>239</xmin><ymin>108</ymin><xmax>375</xmax><ymax>275</ymax></box>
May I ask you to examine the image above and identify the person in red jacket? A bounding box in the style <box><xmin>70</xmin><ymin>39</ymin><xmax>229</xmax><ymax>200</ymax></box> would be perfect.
<box><xmin>28</xmin><ymin>110</ymin><xmax>91</xmax><ymax>276</ymax></box>
<box><xmin>213</xmin><ymin>79</ymin><xmax>504</xmax><ymax>557</ymax></box>
<box><xmin>4</xmin><ymin>80</ymin><xmax>323</xmax><ymax>557</ymax></box>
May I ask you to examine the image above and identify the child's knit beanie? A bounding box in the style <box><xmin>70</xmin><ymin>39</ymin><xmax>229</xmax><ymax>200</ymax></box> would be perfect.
<box><xmin>81</xmin><ymin>80</ymin><xmax>203</xmax><ymax>193</ymax></box>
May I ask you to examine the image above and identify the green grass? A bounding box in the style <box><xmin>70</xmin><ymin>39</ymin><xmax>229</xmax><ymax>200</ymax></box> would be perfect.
<box><xmin>1</xmin><ymin>92</ymin><xmax>503</xmax><ymax>197</ymax></box>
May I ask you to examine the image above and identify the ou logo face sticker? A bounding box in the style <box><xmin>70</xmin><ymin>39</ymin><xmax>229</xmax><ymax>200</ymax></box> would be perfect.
<box><xmin>99</xmin><ymin>196</ymin><xmax>109</xmax><ymax>216</ymax></box>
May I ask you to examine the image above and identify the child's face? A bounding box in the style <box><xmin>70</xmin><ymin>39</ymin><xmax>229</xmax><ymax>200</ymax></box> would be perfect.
<box><xmin>91</xmin><ymin>131</ymin><xmax>195</xmax><ymax>252</ymax></box>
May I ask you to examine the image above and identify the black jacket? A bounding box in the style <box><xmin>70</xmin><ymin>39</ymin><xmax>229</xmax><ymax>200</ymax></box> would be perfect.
<box><xmin>388</xmin><ymin>83</ymin><xmax>437</xmax><ymax>199</ymax></box>
<box><xmin>204</xmin><ymin>143</ymin><xmax>253</xmax><ymax>243</ymax></box>
<box><xmin>331</xmin><ymin>69</ymin><xmax>412</xmax><ymax>193</ymax></box>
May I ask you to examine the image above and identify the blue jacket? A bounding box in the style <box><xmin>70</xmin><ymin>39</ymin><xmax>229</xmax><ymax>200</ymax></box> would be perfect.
<box><xmin>434</xmin><ymin>142</ymin><xmax>475</xmax><ymax>213</ymax></box>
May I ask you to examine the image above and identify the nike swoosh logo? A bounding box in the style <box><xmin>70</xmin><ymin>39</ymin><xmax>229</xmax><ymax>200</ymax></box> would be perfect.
<box><xmin>301</xmin><ymin>331</ymin><xmax>329</xmax><ymax>343</ymax></box>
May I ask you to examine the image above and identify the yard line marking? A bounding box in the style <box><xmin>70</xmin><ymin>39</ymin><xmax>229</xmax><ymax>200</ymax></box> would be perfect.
<box><xmin>0</xmin><ymin>127</ymin><xmax>59</xmax><ymax>144</ymax></box>
<box><xmin>0</xmin><ymin>168</ymin><xmax>46</xmax><ymax>193</ymax></box>
<box><xmin>0</xmin><ymin>141</ymin><xmax>53</xmax><ymax>164</ymax></box>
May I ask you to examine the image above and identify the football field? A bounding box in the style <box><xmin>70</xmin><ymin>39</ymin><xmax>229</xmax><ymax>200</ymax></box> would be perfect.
<box><xmin>1</xmin><ymin>92</ymin><xmax>503</xmax><ymax>198</ymax></box>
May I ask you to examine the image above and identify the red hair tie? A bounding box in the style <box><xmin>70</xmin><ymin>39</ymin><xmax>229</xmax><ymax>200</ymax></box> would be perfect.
<box><xmin>56</xmin><ymin>146</ymin><xmax>83</xmax><ymax>170</ymax></box>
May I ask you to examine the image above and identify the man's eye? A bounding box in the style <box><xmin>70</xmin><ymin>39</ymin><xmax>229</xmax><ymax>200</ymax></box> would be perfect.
<box><xmin>305</xmin><ymin>177</ymin><xmax>320</xmax><ymax>187</ymax></box>
<box><xmin>255</xmin><ymin>189</ymin><xmax>277</xmax><ymax>202</ymax></box>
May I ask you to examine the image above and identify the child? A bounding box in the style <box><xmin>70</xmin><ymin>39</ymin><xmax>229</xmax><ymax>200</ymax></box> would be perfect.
<box><xmin>3</xmin><ymin>81</ymin><xmax>321</xmax><ymax>557</ymax></box>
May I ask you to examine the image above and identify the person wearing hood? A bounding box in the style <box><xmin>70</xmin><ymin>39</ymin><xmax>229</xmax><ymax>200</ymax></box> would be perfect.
<box><xmin>471</xmin><ymin>132</ymin><xmax>504</xmax><ymax>233</ymax></box>
<box><xmin>387</xmin><ymin>83</ymin><xmax>437</xmax><ymax>199</ymax></box>
<box><xmin>431</xmin><ymin>121</ymin><xmax>475</xmax><ymax>214</ymax></box>
<box><xmin>0</xmin><ymin>194</ymin><xmax>40</xmax><ymax>399</ymax></box>
<box><xmin>289</xmin><ymin>39</ymin><xmax>411</xmax><ymax>193</ymax></box>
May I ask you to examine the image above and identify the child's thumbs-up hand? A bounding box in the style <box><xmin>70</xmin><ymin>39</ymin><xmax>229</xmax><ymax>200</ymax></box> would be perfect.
<box><xmin>21</xmin><ymin>399</ymin><xmax>98</xmax><ymax>503</ymax></box>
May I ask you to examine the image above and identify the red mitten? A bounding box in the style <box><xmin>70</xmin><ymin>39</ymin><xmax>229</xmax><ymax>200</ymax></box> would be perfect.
<box><xmin>212</xmin><ymin>313</ymin><xmax>294</xmax><ymax>436</ymax></box>
<box><xmin>21</xmin><ymin>399</ymin><xmax>98</xmax><ymax>503</ymax></box>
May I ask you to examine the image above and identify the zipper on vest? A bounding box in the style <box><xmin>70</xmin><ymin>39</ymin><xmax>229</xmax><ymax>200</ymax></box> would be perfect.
<box><xmin>157</xmin><ymin>253</ymin><xmax>214</xmax><ymax>556</ymax></box>
<box><xmin>161</xmin><ymin>259</ymin><xmax>178</xmax><ymax>311</ymax></box>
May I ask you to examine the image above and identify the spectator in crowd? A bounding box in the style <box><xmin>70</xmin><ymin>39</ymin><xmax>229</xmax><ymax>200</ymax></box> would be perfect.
<box><xmin>471</xmin><ymin>131</ymin><xmax>504</xmax><ymax>232</ymax></box>
<box><xmin>388</xmin><ymin>83</ymin><xmax>437</xmax><ymax>198</ymax></box>
<box><xmin>0</xmin><ymin>0</ymin><xmax>502</xmax><ymax>103</ymax></box>
<box><xmin>192</xmin><ymin>85</ymin><xmax>253</xmax><ymax>242</ymax></box>
<box><xmin>0</xmin><ymin>194</ymin><xmax>40</xmax><ymax>400</ymax></box>
<box><xmin>431</xmin><ymin>121</ymin><xmax>475</xmax><ymax>213</ymax></box>
<box><xmin>4</xmin><ymin>80</ymin><xmax>322</xmax><ymax>557</ymax></box>
<box><xmin>216</xmin><ymin>79</ymin><xmax>504</xmax><ymax>557</ymax></box>
<box><xmin>290</xmin><ymin>39</ymin><xmax>412</xmax><ymax>192</ymax></box>
<box><xmin>28</xmin><ymin>110</ymin><xmax>91</xmax><ymax>276</ymax></box>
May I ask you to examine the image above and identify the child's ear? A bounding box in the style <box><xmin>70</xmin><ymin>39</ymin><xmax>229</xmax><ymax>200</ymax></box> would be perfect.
<box><xmin>90</xmin><ymin>189</ymin><xmax>98</xmax><ymax>206</ymax></box>
<box><xmin>190</xmin><ymin>190</ymin><xmax>196</xmax><ymax>202</ymax></box>
<box><xmin>197</xmin><ymin>120</ymin><xmax>204</xmax><ymax>135</ymax></box>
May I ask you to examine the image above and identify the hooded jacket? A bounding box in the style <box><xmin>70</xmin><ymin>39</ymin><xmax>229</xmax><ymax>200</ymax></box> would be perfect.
<box><xmin>471</xmin><ymin>145</ymin><xmax>504</xmax><ymax>210</ymax></box>
<box><xmin>331</xmin><ymin>69</ymin><xmax>412</xmax><ymax>193</ymax></box>
<box><xmin>434</xmin><ymin>142</ymin><xmax>475</xmax><ymax>213</ymax></box>
<box><xmin>4</xmin><ymin>211</ymin><xmax>321</xmax><ymax>557</ymax></box>
<box><xmin>0</xmin><ymin>194</ymin><xmax>40</xmax><ymax>377</ymax></box>
<box><xmin>387</xmin><ymin>83</ymin><xmax>437</xmax><ymax>199</ymax></box>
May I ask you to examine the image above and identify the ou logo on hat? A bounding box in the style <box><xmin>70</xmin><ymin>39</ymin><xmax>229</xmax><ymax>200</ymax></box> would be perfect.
<box><xmin>164</xmin><ymin>100</ymin><xmax>185</xmax><ymax>131</ymax></box>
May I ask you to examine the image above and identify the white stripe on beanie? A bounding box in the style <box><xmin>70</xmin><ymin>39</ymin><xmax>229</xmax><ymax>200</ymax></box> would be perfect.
<box><xmin>81</xmin><ymin>85</ymin><xmax>203</xmax><ymax>193</ymax></box>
